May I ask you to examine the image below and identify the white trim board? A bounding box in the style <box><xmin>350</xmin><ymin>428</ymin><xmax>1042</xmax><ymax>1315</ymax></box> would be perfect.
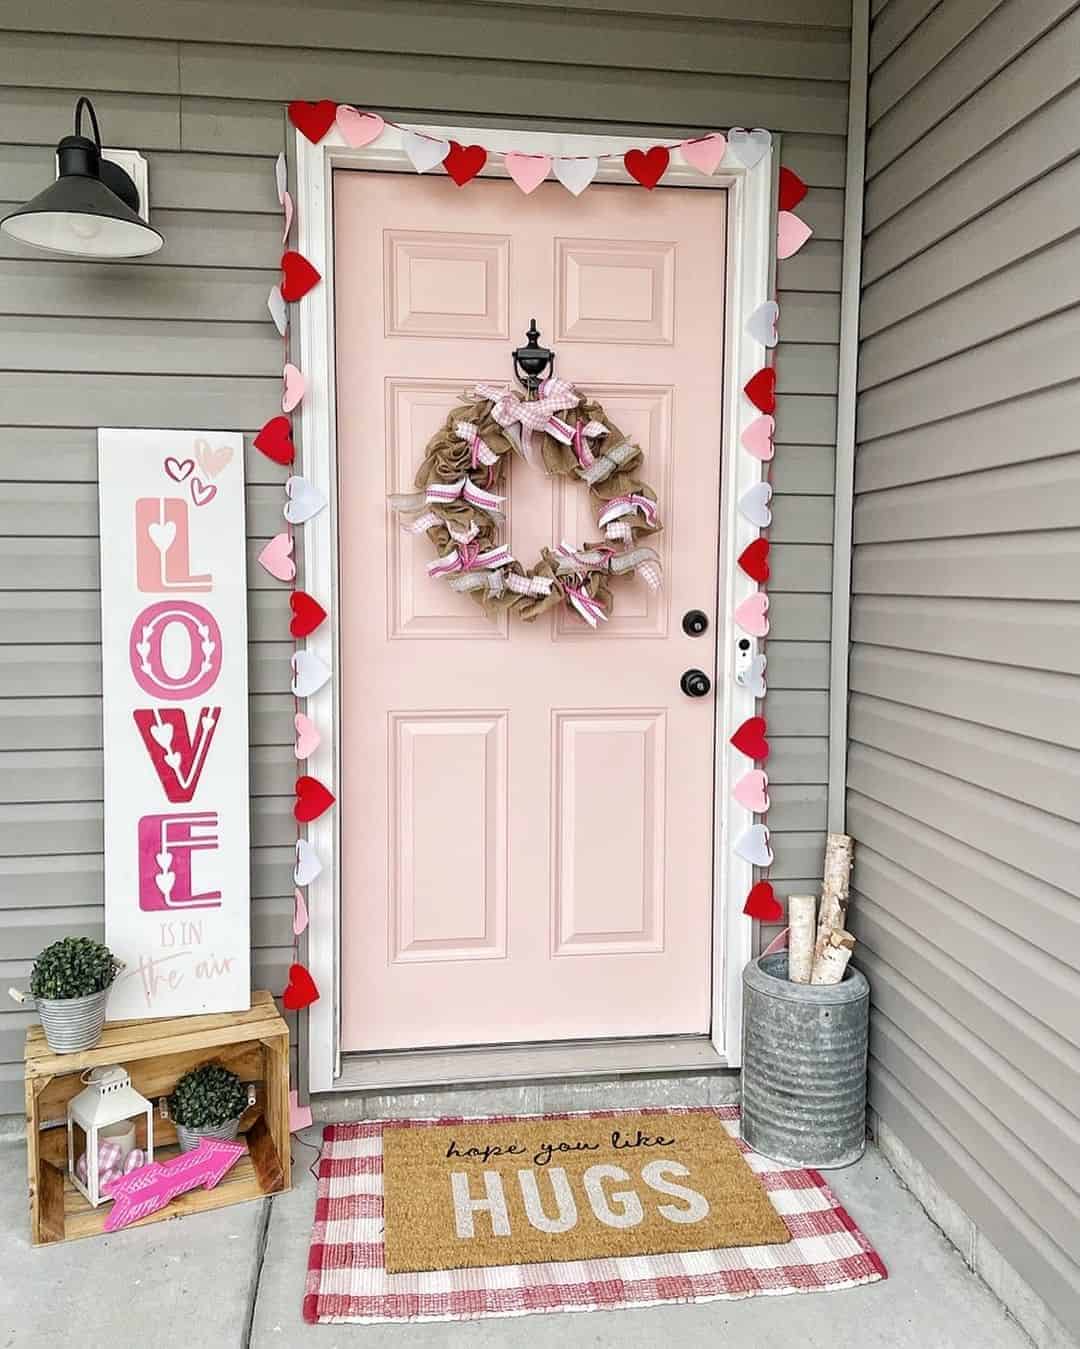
<box><xmin>293</xmin><ymin>121</ymin><xmax>774</xmax><ymax>1093</ymax></box>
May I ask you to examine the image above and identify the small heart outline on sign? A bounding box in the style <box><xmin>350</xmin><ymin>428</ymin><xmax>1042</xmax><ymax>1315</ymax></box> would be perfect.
<box><xmin>164</xmin><ymin>456</ymin><xmax>195</xmax><ymax>483</ymax></box>
<box><xmin>194</xmin><ymin>439</ymin><xmax>233</xmax><ymax>478</ymax></box>
<box><xmin>190</xmin><ymin>476</ymin><xmax>216</xmax><ymax>507</ymax></box>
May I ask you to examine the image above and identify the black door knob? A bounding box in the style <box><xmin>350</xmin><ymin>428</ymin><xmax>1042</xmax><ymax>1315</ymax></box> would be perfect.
<box><xmin>682</xmin><ymin>609</ymin><xmax>709</xmax><ymax>636</ymax></box>
<box><xmin>680</xmin><ymin>668</ymin><xmax>712</xmax><ymax>698</ymax></box>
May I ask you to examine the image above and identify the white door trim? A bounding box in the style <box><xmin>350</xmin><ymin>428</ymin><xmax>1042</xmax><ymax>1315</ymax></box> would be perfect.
<box><xmin>293</xmin><ymin>121</ymin><xmax>773</xmax><ymax>1092</ymax></box>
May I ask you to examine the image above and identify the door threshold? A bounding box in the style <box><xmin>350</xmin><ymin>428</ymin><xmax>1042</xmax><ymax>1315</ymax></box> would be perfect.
<box><xmin>336</xmin><ymin>1035</ymin><xmax>728</xmax><ymax>1093</ymax></box>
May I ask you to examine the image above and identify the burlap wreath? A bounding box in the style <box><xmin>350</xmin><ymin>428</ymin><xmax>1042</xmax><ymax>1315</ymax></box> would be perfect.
<box><xmin>388</xmin><ymin>382</ymin><xmax>664</xmax><ymax>626</ymax></box>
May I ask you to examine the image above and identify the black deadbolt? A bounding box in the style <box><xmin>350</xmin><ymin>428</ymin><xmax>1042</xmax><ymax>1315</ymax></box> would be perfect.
<box><xmin>680</xmin><ymin>668</ymin><xmax>712</xmax><ymax>698</ymax></box>
<box><xmin>682</xmin><ymin>609</ymin><xmax>709</xmax><ymax>636</ymax></box>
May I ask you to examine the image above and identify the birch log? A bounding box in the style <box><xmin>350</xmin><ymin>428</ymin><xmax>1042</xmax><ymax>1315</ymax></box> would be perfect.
<box><xmin>812</xmin><ymin>832</ymin><xmax>854</xmax><ymax>981</ymax></box>
<box><xmin>788</xmin><ymin>894</ymin><xmax>817</xmax><ymax>983</ymax></box>
<box><xmin>810</xmin><ymin>929</ymin><xmax>856</xmax><ymax>985</ymax></box>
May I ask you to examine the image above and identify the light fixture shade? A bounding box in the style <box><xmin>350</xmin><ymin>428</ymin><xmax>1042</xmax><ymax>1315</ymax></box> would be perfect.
<box><xmin>2</xmin><ymin>168</ymin><xmax>163</xmax><ymax>259</ymax></box>
<box><xmin>0</xmin><ymin>103</ymin><xmax>163</xmax><ymax>259</ymax></box>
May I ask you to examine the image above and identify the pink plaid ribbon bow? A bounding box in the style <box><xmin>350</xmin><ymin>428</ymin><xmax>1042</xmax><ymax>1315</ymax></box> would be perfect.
<box><xmin>389</xmin><ymin>477</ymin><xmax>505</xmax><ymax>521</ymax></box>
<box><xmin>454</xmin><ymin>420</ymin><xmax>499</xmax><ymax>470</ymax></box>
<box><xmin>571</xmin><ymin>417</ymin><xmax>608</xmax><ymax>469</ymax></box>
<box><xmin>430</xmin><ymin>541</ymin><xmax>515</xmax><ymax>596</ymax></box>
<box><xmin>597</xmin><ymin>493</ymin><xmax>659</xmax><ymax>541</ymax></box>
<box><xmin>473</xmin><ymin>377</ymin><xmax>581</xmax><ymax>445</ymax></box>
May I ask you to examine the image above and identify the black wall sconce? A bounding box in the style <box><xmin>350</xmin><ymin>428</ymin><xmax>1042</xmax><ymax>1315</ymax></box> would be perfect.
<box><xmin>1</xmin><ymin>96</ymin><xmax>163</xmax><ymax>259</ymax></box>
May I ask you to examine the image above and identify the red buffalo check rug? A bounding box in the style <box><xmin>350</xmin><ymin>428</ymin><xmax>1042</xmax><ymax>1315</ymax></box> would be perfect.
<box><xmin>304</xmin><ymin>1106</ymin><xmax>887</xmax><ymax>1324</ymax></box>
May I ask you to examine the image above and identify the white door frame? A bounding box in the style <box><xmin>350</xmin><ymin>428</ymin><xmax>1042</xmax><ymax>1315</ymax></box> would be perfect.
<box><xmin>293</xmin><ymin>120</ymin><xmax>774</xmax><ymax>1093</ymax></box>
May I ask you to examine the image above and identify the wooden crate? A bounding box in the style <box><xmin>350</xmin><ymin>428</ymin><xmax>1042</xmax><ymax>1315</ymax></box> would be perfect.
<box><xmin>24</xmin><ymin>990</ymin><xmax>291</xmax><ymax>1245</ymax></box>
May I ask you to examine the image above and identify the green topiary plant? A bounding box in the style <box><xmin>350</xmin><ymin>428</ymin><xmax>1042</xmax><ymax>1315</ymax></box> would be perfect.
<box><xmin>30</xmin><ymin>937</ymin><xmax>121</xmax><ymax>1001</ymax></box>
<box><xmin>169</xmin><ymin>1062</ymin><xmax>249</xmax><ymax>1130</ymax></box>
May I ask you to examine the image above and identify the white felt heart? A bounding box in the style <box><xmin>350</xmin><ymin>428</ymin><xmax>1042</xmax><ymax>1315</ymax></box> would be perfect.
<box><xmin>294</xmin><ymin>712</ymin><xmax>321</xmax><ymax>759</ymax></box>
<box><xmin>740</xmin><ymin>415</ymin><xmax>775</xmax><ymax>462</ymax></box>
<box><xmin>734</xmin><ymin>592</ymin><xmax>770</xmax><ymax>637</ymax></box>
<box><xmin>739</xmin><ymin>481</ymin><xmax>773</xmax><ymax>528</ymax></box>
<box><xmin>727</xmin><ymin>127</ymin><xmax>772</xmax><ymax>169</ymax></box>
<box><xmin>735</xmin><ymin>652</ymin><xmax>768</xmax><ymax>699</ymax></box>
<box><xmin>733</xmin><ymin>769</ymin><xmax>770</xmax><ymax>813</ymax></box>
<box><xmin>284</xmin><ymin>475</ymin><xmax>327</xmax><ymax>525</ymax></box>
<box><xmin>267</xmin><ymin>284</ymin><xmax>288</xmax><ymax>336</ymax></box>
<box><xmin>294</xmin><ymin>838</ymin><xmax>323</xmax><ymax>888</ymax></box>
<box><xmin>404</xmin><ymin>128</ymin><xmax>450</xmax><ymax>174</ymax></box>
<box><xmin>282</xmin><ymin>363</ymin><xmax>305</xmax><ymax>414</ymax></box>
<box><xmin>282</xmin><ymin>189</ymin><xmax>294</xmax><ymax>244</ymax></box>
<box><xmin>554</xmin><ymin>156</ymin><xmax>598</xmax><ymax>196</ymax></box>
<box><xmin>680</xmin><ymin>133</ymin><xmax>727</xmax><ymax>175</ymax></box>
<box><xmin>293</xmin><ymin>888</ymin><xmax>309</xmax><ymax>937</ymax></box>
<box><xmin>291</xmin><ymin>648</ymin><xmax>331</xmax><ymax>698</ymax></box>
<box><xmin>336</xmin><ymin>106</ymin><xmax>385</xmax><ymax>148</ymax></box>
<box><xmin>274</xmin><ymin>152</ymin><xmax>287</xmax><ymax>205</ymax></box>
<box><xmin>777</xmin><ymin>210</ymin><xmax>813</xmax><ymax>260</ymax></box>
<box><xmin>746</xmin><ymin>300</ymin><xmax>780</xmax><ymax>349</ymax></box>
<box><xmin>735</xmin><ymin>823</ymin><xmax>774</xmax><ymax>867</ymax></box>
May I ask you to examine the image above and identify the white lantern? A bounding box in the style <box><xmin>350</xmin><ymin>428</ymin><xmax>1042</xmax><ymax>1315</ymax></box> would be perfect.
<box><xmin>67</xmin><ymin>1065</ymin><xmax>154</xmax><ymax>1207</ymax></box>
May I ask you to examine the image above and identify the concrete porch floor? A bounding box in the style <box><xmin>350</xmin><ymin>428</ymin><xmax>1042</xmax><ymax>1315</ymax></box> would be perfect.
<box><xmin>1</xmin><ymin>1124</ymin><xmax>1036</xmax><ymax>1349</ymax></box>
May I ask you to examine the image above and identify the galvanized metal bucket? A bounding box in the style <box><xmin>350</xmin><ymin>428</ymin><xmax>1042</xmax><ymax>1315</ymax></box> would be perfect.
<box><xmin>34</xmin><ymin>988</ymin><xmax>110</xmax><ymax>1054</ymax></box>
<box><xmin>175</xmin><ymin>1118</ymin><xmax>241</xmax><ymax>1153</ymax></box>
<box><xmin>741</xmin><ymin>952</ymin><xmax>869</xmax><ymax>1169</ymax></box>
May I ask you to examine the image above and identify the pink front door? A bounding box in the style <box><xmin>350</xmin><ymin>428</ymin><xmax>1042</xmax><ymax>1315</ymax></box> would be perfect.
<box><xmin>335</xmin><ymin>170</ymin><xmax>726</xmax><ymax>1051</ymax></box>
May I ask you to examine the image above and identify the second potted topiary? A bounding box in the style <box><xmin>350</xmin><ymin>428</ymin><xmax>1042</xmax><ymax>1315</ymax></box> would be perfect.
<box><xmin>169</xmin><ymin>1062</ymin><xmax>250</xmax><ymax>1152</ymax></box>
<box><xmin>25</xmin><ymin>937</ymin><xmax>122</xmax><ymax>1053</ymax></box>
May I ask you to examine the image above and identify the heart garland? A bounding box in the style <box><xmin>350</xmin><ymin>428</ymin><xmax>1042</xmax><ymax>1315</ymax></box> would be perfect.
<box><xmin>267</xmin><ymin>155</ymin><xmax>333</xmax><ymax>1073</ymax></box>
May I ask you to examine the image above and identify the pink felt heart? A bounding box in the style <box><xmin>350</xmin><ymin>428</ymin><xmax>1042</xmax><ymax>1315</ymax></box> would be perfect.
<box><xmin>282</xmin><ymin>189</ymin><xmax>294</xmax><ymax>244</ymax></box>
<box><xmin>336</xmin><ymin>106</ymin><xmax>385</xmax><ymax>148</ymax></box>
<box><xmin>190</xmin><ymin>476</ymin><xmax>217</xmax><ymax>507</ymax></box>
<box><xmin>294</xmin><ymin>712</ymin><xmax>321</xmax><ymax>759</ymax></box>
<box><xmin>681</xmin><ymin>133</ymin><xmax>727</xmax><ymax>175</ymax></box>
<box><xmin>282</xmin><ymin>363</ymin><xmax>305</xmax><ymax>413</ymax></box>
<box><xmin>164</xmin><ymin>456</ymin><xmax>195</xmax><ymax>483</ymax></box>
<box><xmin>734</xmin><ymin>592</ymin><xmax>770</xmax><ymax>637</ymax></box>
<box><xmin>733</xmin><ymin>769</ymin><xmax>770</xmax><ymax>813</ymax></box>
<box><xmin>740</xmin><ymin>415</ymin><xmax>775</xmax><ymax>461</ymax></box>
<box><xmin>258</xmin><ymin>531</ymin><xmax>295</xmax><ymax>581</ymax></box>
<box><xmin>505</xmin><ymin>152</ymin><xmax>552</xmax><ymax>194</ymax></box>
<box><xmin>289</xmin><ymin>1088</ymin><xmax>313</xmax><ymax>1133</ymax></box>
<box><xmin>292</xmin><ymin>889</ymin><xmax>309</xmax><ymax>937</ymax></box>
<box><xmin>777</xmin><ymin>210</ymin><xmax>813</xmax><ymax>260</ymax></box>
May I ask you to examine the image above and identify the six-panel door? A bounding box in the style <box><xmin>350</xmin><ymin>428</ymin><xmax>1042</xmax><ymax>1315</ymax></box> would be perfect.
<box><xmin>334</xmin><ymin>171</ymin><xmax>726</xmax><ymax>1050</ymax></box>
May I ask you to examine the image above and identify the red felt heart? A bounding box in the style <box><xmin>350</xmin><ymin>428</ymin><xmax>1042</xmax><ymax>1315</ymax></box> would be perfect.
<box><xmin>290</xmin><ymin>590</ymin><xmax>327</xmax><ymax>638</ymax></box>
<box><xmin>294</xmin><ymin>774</ymin><xmax>335</xmax><ymax>823</ymax></box>
<box><xmin>624</xmin><ymin>145</ymin><xmax>670</xmax><ymax>190</ymax></box>
<box><xmin>778</xmin><ymin>166</ymin><xmax>808</xmax><ymax>212</ymax></box>
<box><xmin>281</xmin><ymin>251</ymin><xmax>321</xmax><ymax>303</ymax></box>
<box><xmin>282</xmin><ymin>962</ymin><xmax>320</xmax><ymax>1011</ymax></box>
<box><xmin>730</xmin><ymin>716</ymin><xmax>769</xmax><ymax>761</ymax></box>
<box><xmin>738</xmin><ymin>538</ymin><xmax>770</xmax><ymax>583</ymax></box>
<box><xmin>744</xmin><ymin>367</ymin><xmax>777</xmax><ymax>414</ymax></box>
<box><xmin>444</xmin><ymin>141</ymin><xmax>487</xmax><ymax>186</ymax></box>
<box><xmin>743</xmin><ymin>881</ymin><xmax>783</xmax><ymax>922</ymax></box>
<box><xmin>253</xmin><ymin>416</ymin><xmax>295</xmax><ymax>466</ymax></box>
<box><xmin>288</xmin><ymin>100</ymin><xmax>338</xmax><ymax>144</ymax></box>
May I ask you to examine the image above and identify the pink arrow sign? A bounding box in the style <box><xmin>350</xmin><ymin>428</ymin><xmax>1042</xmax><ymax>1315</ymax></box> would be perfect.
<box><xmin>102</xmin><ymin>1136</ymin><xmax>246</xmax><ymax>1231</ymax></box>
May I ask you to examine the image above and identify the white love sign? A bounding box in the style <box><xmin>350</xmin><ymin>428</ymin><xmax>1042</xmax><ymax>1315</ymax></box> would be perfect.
<box><xmin>98</xmin><ymin>429</ymin><xmax>251</xmax><ymax>1019</ymax></box>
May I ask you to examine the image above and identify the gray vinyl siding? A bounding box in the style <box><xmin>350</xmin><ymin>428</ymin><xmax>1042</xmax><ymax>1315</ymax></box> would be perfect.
<box><xmin>852</xmin><ymin>0</ymin><xmax>1080</xmax><ymax>1335</ymax></box>
<box><xmin>0</xmin><ymin>0</ymin><xmax>852</xmax><ymax>1112</ymax></box>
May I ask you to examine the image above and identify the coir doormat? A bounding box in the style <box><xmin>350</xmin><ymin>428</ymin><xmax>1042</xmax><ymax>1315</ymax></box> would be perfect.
<box><xmin>304</xmin><ymin>1106</ymin><xmax>887</xmax><ymax>1324</ymax></box>
<box><xmin>381</xmin><ymin>1109</ymin><xmax>790</xmax><ymax>1273</ymax></box>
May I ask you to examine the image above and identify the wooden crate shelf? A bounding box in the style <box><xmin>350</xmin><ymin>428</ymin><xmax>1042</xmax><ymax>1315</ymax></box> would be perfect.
<box><xmin>24</xmin><ymin>990</ymin><xmax>291</xmax><ymax>1245</ymax></box>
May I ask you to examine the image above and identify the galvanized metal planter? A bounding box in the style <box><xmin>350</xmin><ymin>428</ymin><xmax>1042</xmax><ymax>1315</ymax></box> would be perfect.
<box><xmin>33</xmin><ymin>988</ymin><xmax>110</xmax><ymax>1054</ymax></box>
<box><xmin>175</xmin><ymin>1118</ymin><xmax>241</xmax><ymax>1153</ymax></box>
<box><xmin>741</xmin><ymin>952</ymin><xmax>869</xmax><ymax>1169</ymax></box>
